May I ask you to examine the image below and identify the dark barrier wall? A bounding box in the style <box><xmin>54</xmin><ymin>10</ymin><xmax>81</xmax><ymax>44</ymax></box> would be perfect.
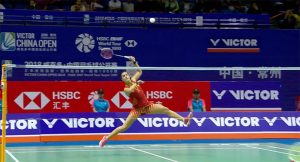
<box><xmin>0</xmin><ymin>9</ymin><xmax>270</xmax><ymax>27</ymax></box>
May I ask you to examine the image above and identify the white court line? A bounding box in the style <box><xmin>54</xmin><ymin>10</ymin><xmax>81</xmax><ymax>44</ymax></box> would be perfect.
<box><xmin>85</xmin><ymin>144</ymin><xmax>261</xmax><ymax>149</ymax></box>
<box><xmin>262</xmin><ymin>145</ymin><xmax>300</xmax><ymax>153</ymax></box>
<box><xmin>84</xmin><ymin>145</ymin><xmax>139</xmax><ymax>148</ymax></box>
<box><xmin>128</xmin><ymin>147</ymin><xmax>178</xmax><ymax>162</ymax></box>
<box><xmin>8</xmin><ymin>145</ymin><xmax>139</xmax><ymax>151</ymax></box>
<box><xmin>9</xmin><ymin>145</ymin><xmax>135</xmax><ymax>151</ymax></box>
<box><xmin>9</xmin><ymin>143</ymin><xmax>258</xmax><ymax>152</ymax></box>
<box><xmin>8</xmin><ymin>147</ymin><xmax>104</xmax><ymax>151</ymax></box>
<box><xmin>10</xmin><ymin>147</ymin><xmax>253</xmax><ymax>154</ymax></box>
<box><xmin>245</xmin><ymin>145</ymin><xmax>300</xmax><ymax>157</ymax></box>
<box><xmin>6</xmin><ymin>150</ymin><xmax>20</xmax><ymax>162</ymax></box>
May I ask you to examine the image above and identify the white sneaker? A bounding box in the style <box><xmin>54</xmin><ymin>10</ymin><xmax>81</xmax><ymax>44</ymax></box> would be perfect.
<box><xmin>99</xmin><ymin>136</ymin><xmax>108</xmax><ymax>148</ymax></box>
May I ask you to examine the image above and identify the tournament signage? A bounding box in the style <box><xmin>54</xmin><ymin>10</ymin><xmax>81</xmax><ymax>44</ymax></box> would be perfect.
<box><xmin>210</xmin><ymin>82</ymin><xmax>281</xmax><ymax>111</ymax></box>
<box><xmin>7</xmin><ymin>81</ymin><xmax>211</xmax><ymax>113</ymax></box>
<box><xmin>4</xmin><ymin>112</ymin><xmax>300</xmax><ymax>140</ymax></box>
<box><xmin>1</xmin><ymin>12</ymin><xmax>299</xmax><ymax>111</ymax></box>
<box><xmin>7</xmin><ymin>81</ymin><xmax>282</xmax><ymax>113</ymax></box>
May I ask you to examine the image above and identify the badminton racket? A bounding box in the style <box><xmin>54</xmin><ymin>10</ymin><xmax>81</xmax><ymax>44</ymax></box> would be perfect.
<box><xmin>100</xmin><ymin>48</ymin><xmax>131</xmax><ymax>60</ymax></box>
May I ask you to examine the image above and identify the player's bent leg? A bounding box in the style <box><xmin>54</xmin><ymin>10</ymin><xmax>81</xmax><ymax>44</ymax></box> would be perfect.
<box><xmin>107</xmin><ymin>111</ymin><xmax>139</xmax><ymax>139</ymax></box>
<box><xmin>149</xmin><ymin>104</ymin><xmax>183</xmax><ymax>121</ymax></box>
<box><xmin>99</xmin><ymin>111</ymin><xmax>139</xmax><ymax>148</ymax></box>
<box><xmin>149</xmin><ymin>104</ymin><xmax>193</xmax><ymax>125</ymax></box>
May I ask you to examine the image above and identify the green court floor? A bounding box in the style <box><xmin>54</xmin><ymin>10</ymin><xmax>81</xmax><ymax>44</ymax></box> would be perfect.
<box><xmin>6</xmin><ymin>142</ymin><xmax>300</xmax><ymax>162</ymax></box>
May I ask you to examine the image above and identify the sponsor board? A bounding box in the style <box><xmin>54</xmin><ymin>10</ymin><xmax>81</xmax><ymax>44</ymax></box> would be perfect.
<box><xmin>3</xmin><ymin>112</ymin><xmax>300</xmax><ymax>142</ymax></box>
<box><xmin>0</xmin><ymin>32</ymin><xmax>57</xmax><ymax>52</ymax></box>
<box><xmin>7</xmin><ymin>81</ymin><xmax>211</xmax><ymax>113</ymax></box>
<box><xmin>208</xmin><ymin>38</ymin><xmax>260</xmax><ymax>53</ymax></box>
<box><xmin>7</xmin><ymin>81</ymin><xmax>284</xmax><ymax>113</ymax></box>
<box><xmin>211</xmin><ymin>82</ymin><xmax>281</xmax><ymax>111</ymax></box>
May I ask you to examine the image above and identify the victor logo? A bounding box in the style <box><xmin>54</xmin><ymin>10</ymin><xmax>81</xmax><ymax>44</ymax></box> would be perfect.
<box><xmin>212</xmin><ymin>90</ymin><xmax>279</xmax><ymax>100</ymax></box>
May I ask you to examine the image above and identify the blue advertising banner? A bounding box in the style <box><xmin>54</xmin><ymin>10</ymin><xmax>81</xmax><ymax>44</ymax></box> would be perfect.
<box><xmin>3</xmin><ymin>113</ymin><xmax>41</xmax><ymax>135</ymax></box>
<box><xmin>0</xmin><ymin>26</ymin><xmax>299</xmax><ymax>80</ymax></box>
<box><xmin>0</xmin><ymin>14</ymin><xmax>299</xmax><ymax>111</ymax></box>
<box><xmin>210</xmin><ymin>82</ymin><xmax>282</xmax><ymax>111</ymax></box>
<box><xmin>0</xmin><ymin>26</ymin><xmax>299</xmax><ymax>66</ymax></box>
<box><xmin>3</xmin><ymin>112</ymin><xmax>300</xmax><ymax>136</ymax></box>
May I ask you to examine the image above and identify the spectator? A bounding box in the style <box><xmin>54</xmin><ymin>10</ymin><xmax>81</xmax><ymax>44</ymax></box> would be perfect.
<box><xmin>28</xmin><ymin>0</ymin><xmax>37</xmax><ymax>9</ymax></box>
<box><xmin>108</xmin><ymin>0</ymin><xmax>122</xmax><ymax>12</ymax></box>
<box><xmin>123</xmin><ymin>0</ymin><xmax>134</xmax><ymax>12</ymax></box>
<box><xmin>90</xmin><ymin>0</ymin><xmax>104</xmax><ymax>11</ymax></box>
<box><xmin>180</xmin><ymin>0</ymin><xmax>193</xmax><ymax>13</ymax></box>
<box><xmin>234</xmin><ymin>0</ymin><xmax>246</xmax><ymax>13</ymax></box>
<box><xmin>247</xmin><ymin>1</ymin><xmax>262</xmax><ymax>14</ymax></box>
<box><xmin>293</xmin><ymin>5</ymin><xmax>300</xmax><ymax>28</ymax></box>
<box><xmin>223</xmin><ymin>0</ymin><xmax>238</xmax><ymax>13</ymax></box>
<box><xmin>280</xmin><ymin>9</ymin><xmax>296</xmax><ymax>28</ymax></box>
<box><xmin>165</xmin><ymin>0</ymin><xmax>179</xmax><ymax>13</ymax></box>
<box><xmin>187</xmin><ymin>88</ymin><xmax>206</xmax><ymax>112</ymax></box>
<box><xmin>0</xmin><ymin>1</ymin><xmax>5</xmax><ymax>9</ymax></box>
<box><xmin>81</xmin><ymin>0</ymin><xmax>90</xmax><ymax>11</ymax></box>
<box><xmin>93</xmin><ymin>88</ymin><xmax>110</xmax><ymax>112</ymax></box>
<box><xmin>71</xmin><ymin>0</ymin><xmax>87</xmax><ymax>11</ymax></box>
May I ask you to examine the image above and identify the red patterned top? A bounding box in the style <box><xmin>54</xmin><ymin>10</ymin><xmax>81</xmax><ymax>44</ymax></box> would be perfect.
<box><xmin>126</xmin><ymin>82</ymin><xmax>152</xmax><ymax>109</ymax></box>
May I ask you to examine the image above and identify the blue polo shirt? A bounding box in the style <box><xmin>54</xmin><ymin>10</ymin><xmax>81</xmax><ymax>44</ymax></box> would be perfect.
<box><xmin>188</xmin><ymin>99</ymin><xmax>205</xmax><ymax>112</ymax></box>
<box><xmin>93</xmin><ymin>99</ymin><xmax>110</xmax><ymax>112</ymax></box>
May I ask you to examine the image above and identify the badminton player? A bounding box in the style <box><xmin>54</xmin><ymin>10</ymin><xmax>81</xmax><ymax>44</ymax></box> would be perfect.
<box><xmin>99</xmin><ymin>56</ymin><xmax>193</xmax><ymax>147</ymax></box>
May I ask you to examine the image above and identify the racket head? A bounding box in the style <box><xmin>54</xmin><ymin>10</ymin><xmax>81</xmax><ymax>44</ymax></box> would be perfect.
<box><xmin>100</xmin><ymin>48</ymin><xmax>114</xmax><ymax>59</ymax></box>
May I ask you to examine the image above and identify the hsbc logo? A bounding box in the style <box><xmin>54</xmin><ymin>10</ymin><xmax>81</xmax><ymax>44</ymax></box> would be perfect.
<box><xmin>124</xmin><ymin>40</ymin><xmax>137</xmax><ymax>47</ymax></box>
<box><xmin>14</xmin><ymin>92</ymin><xmax>50</xmax><ymax>110</ymax></box>
<box><xmin>111</xmin><ymin>91</ymin><xmax>132</xmax><ymax>109</ymax></box>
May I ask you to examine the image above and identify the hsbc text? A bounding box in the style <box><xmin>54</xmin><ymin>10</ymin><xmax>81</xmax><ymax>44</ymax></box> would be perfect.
<box><xmin>52</xmin><ymin>91</ymin><xmax>80</xmax><ymax>100</ymax></box>
<box><xmin>146</xmin><ymin>91</ymin><xmax>173</xmax><ymax>99</ymax></box>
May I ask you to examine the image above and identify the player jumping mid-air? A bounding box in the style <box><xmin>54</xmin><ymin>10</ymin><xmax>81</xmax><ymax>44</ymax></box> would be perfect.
<box><xmin>99</xmin><ymin>56</ymin><xmax>193</xmax><ymax>147</ymax></box>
